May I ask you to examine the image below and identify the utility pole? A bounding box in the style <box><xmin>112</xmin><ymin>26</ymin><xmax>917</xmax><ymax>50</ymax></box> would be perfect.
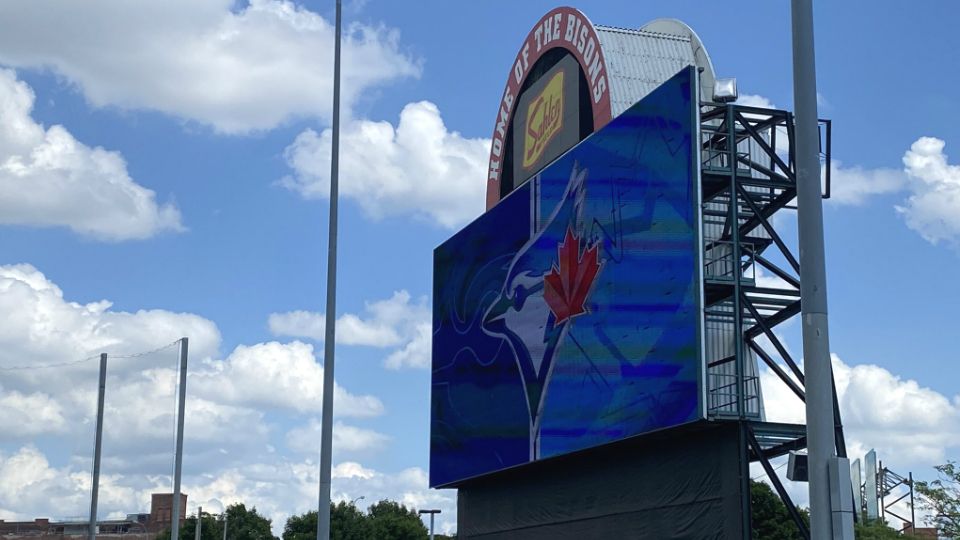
<box><xmin>316</xmin><ymin>1</ymin><xmax>342</xmax><ymax>539</ymax></box>
<box><xmin>791</xmin><ymin>1</ymin><xmax>851</xmax><ymax>537</ymax></box>
<box><xmin>172</xmin><ymin>338</ymin><xmax>189</xmax><ymax>540</ymax></box>
<box><xmin>222</xmin><ymin>511</ymin><xmax>227</xmax><ymax>540</ymax></box>
<box><xmin>88</xmin><ymin>353</ymin><xmax>107</xmax><ymax>540</ymax></box>
<box><xmin>195</xmin><ymin>506</ymin><xmax>202</xmax><ymax>540</ymax></box>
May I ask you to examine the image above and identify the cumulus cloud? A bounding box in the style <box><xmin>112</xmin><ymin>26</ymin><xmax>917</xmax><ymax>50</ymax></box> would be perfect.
<box><xmin>0</xmin><ymin>0</ymin><xmax>419</xmax><ymax>133</ymax></box>
<box><xmin>0</xmin><ymin>263</ymin><xmax>219</xmax><ymax>374</ymax></box>
<box><xmin>285</xmin><ymin>419</ymin><xmax>389</xmax><ymax>456</ymax></box>
<box><xmin>0</xmin><ymin>262</ymin><xmax>384</xmax><ymax>480</ymax></box>
<box><xmin>0</xmin><ymin>69</ymin><xmax>182</xmax><ymax>240</ymax></box>
<box><xmin>0</xmin><ymin>389</ymin><xmax>67</xmax><ymax>438</ymax></box>
<box><xmin>896</xmin><ymin>137</ymin><xmax>960</xmax><ymax>246</ymax></box>
<box><xmin>828</xmin><ymin>160</ymin><xmax>906</xmax><ymax>205</ymax></box>
<box><xmin>281</xmin><ymin>101</ymin><xmax>488</xmax><ymax>228</ymax></box>
<box><xmin>761</xmin><ymin>354</ymin><xmax>960</xmax><ymax>468</ymax></box>
<box><xmin>384</xmin><ymin>322</ymin><xmax>431</xmax><ymax>370</ymax></box>
<box><xmin>270</xmin><ymin>290</ymin><xmax>431</xmax><ymax>369</ymax></box>
<box><xmin>193</xmin><ymin>341</ymin><xmax>384</xmax><ymax>417</ymax></box>
<box><xmin>736</xmin><ymin>94</ymin><xmax>777</xmax><ymax>109</ymax></box>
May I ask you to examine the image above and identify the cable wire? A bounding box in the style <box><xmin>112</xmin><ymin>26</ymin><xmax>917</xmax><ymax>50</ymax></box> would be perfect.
<box><xmin>0</xmin><ymin>338</ymin><xmax>183</xmax><ymax>370</ymax></box>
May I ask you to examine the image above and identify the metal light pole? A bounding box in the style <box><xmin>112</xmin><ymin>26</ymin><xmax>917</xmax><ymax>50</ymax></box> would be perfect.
<box><xmin>172</xmin><ymin>338</ymin><xmax>189</xmax><ymax>540</ymax></box>
<box><xmin>195</xmin><ymin>506</ymin><xmax>202</xmax><ymax>540</ymax></box>
<box><xmin>317</xmin><ymin>1</ymin><xmax>342</xmax><ymax>539</ymax></box>
<box><xmin>222</xmin><ymin>511</ymin><xmax>227</xmax><ymax>540</ymax></box>
<box><xmin>418</xmin><ymin>509</ymin><xmax>441</xmax><ymax>540</ymax></box>
<box><xmin>88</xmin><ymin>353</ymin><xmax>107</xmax><ymax>540</ymax></box>
<box><xmin>790</xmin><ymin>1</ymin><xmax>848</xmax><ymax>537</ymax></box>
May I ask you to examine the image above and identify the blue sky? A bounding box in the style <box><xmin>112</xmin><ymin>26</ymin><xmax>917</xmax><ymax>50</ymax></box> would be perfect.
<box><xmin>0</xmin><ymin>0</ymin><xmax>958</xmax><ymax>534</ymax></box>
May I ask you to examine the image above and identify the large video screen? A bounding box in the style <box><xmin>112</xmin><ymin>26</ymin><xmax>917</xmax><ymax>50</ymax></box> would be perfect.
<box><xmin>431</xmin><ymin>67</ymin><xmax>702</xmax><ymax>487</ymax></box>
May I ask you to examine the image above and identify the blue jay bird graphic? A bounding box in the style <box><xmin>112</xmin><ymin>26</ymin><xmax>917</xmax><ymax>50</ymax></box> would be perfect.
<box><xmin>482</xmin><ymin>162</ymin><xmax>602</xmax><ymax>459</ymax></box>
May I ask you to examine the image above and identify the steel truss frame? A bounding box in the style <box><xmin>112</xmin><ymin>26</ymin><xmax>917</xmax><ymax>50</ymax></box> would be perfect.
<box><xmin>699</xmin><ymin>102</ymin><xmax>843</xmax><ymax>539</ymax></box>
<box><xmin>878</xmin><ymin>462</ymin><xmax>917</xmax><ymax>533</ymax></box>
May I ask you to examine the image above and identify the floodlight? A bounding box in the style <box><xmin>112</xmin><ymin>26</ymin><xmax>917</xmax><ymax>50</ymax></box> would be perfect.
<box><xmin>714</xmin><ymin>77</ymin><xmax>738</xmax><ymax>103</ymax></box>
<box><xmin>787</xmin><ymin>450</ymin><xmax>809</xmax><ymax>482</ymax></box>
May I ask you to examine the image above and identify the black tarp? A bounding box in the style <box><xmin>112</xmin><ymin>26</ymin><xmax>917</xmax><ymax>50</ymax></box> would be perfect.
<box><xmin>456</xmin><ymin>422</ymin><xmax>744</xmax><ymax>539</ymax></box>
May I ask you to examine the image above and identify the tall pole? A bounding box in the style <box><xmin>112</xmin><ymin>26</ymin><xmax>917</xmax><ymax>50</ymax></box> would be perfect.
<box><xmin>222</xmin><ymin>512</ymin><xmax>227</xmax><ymax>540</ymax></box>
<box><xmin>88</xmin><ymin>353</ymin><xmax>107</xmax><ymax>540</ymax></box>
<box><xmin>172</xmin><ymin>338</ymin><xmax>189</xmax><ymax>540</ymax></box>
<box><xmin>317</xmin><ymin>2</ymin><xmax>342</xmax><ymax>539</ymax></box>
<box><xmin>195</xmin><ymin>506</ymin><xmax>202</xmax><ymax>540</ymax></box>
<box><xmin>791</xmin><ymin>1</ymin><xmax>840</xmax><ymax>537</ymax></box>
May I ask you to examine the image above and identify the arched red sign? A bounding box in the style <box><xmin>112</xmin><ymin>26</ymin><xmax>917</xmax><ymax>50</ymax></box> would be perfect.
<box><xmin>486</xmin><ymin>6</ymin><xmax>613</xmax><ymax>209</ymax></box>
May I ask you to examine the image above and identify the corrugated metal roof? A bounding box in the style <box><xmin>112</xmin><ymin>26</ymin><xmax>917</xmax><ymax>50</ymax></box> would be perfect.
<box><xmin>596</xmin><ymin>26</ymin><xmax>700</xmax><ymax>116</ymax></box>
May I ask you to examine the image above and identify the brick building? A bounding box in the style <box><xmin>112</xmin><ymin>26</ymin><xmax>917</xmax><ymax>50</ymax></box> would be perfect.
<box><xmin>0</xmin><ymin>493</ymin><xmax>187</xmax><ymax>539</ymax></box>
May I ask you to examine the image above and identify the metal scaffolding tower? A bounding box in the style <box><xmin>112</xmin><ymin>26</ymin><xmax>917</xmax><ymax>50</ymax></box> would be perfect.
<box><xmin>698</xmin><ymin>99</ymin><xmax>845</xmax><ymax>539</ymax></box>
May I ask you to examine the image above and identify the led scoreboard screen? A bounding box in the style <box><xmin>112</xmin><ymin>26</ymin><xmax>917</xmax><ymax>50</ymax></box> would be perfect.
<box><xmin>431</xmin><ymin>67</ymin><xmax>703</xmax><ymax>487</ymax></box>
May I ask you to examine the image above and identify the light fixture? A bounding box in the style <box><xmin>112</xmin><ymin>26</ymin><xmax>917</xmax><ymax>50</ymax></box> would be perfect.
<box><xmin>714</xmin><ymin>77</ymin><xmax>738</xmax><ymax>103</ymax></box>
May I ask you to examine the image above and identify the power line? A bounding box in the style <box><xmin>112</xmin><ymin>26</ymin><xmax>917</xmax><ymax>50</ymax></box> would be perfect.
<box><xmin>752</xmin><ymin>460</ymin><xmax>788</xmax><ymax>481</ymax></box>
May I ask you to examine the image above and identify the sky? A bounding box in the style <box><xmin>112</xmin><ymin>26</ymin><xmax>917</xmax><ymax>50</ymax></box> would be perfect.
<box><xmin>0</xmin><ymin>0</ymin><xmax>958</xmax><ymax>535</ymax></box>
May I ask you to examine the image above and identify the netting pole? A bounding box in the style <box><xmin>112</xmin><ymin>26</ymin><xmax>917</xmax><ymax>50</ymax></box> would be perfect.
<box><xmin>171</xmin><ymin>338</ymin><xmax>189</xmax><ymax>540</ymax></box>
<box><xmin>88</xmin><ymin>353</ymin><xmax>107</xmax><ymax>540</ymax></box>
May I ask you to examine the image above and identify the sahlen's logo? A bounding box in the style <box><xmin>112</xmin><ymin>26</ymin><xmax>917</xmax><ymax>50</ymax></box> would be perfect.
<box><xmin>522</xmin><ymin>71</ymin><xmax>564</xmax><ymax>169</ymax></box>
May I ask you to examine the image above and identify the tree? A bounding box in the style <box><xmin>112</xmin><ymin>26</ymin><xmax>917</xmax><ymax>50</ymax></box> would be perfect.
<box><xmin>750</xmin><ymin>480</ymin><xmax>809</xmax><ymax>540</ymax></box>
<box><xmin>283</xmin><ymin>503</ymin><xmax>371</xmax><ymax>540</ymax></box>
<box><xmin>367</xmin><ymin>500</ymin><xmax>428</xmax><ymax>540</ymax></box>
<box><xmin>915</xmin><ymin>460</ymin><xmax>960</xmax><ymax>538</ymax></box>
<box><xmin>223</xmin><ymin>503</ymin><xmax>277</xmax><ymax>540</ymax></box>
<box><xmin>157</xmin><ymin>504</ymin><xmax>276</xmax><ymax>540</ymax></box>
<box><xmin>853</xmin><ymin>519</ymin><xmax>902</xmax><ymax>539</ymax></box>
<box><xmin>156</xmin><ymin>510</ymin><xmax>223</xmax><ymax>540</ymax></box>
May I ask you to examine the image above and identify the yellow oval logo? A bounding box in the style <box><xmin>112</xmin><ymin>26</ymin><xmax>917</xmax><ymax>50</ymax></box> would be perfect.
<box><xmin>522</xmin><ymin>71</ymin><xmax>564</xmax><ymax>170</ymax></box>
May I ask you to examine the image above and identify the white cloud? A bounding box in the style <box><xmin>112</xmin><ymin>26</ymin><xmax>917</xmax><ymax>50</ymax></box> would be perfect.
<box><xmin>0</xmin><ymin>263</ymin><xmax>384</xmax><ymax>480</ymax></box>
<box><xmin>0</xmin><ymin>270</ymin><xmax>435</xmax><ymax>532</ymax></box>
<box><xmin>193</xmin><ymin>341</ymin><xmax>384</xmax><ymax>417</ymax></box>
<box><xmin>828</xmin><ymin>160</ymin><xmax>906</xmax><ymax>205</ymax></box>
<box><xmin>0</xmin><ymin>0</ymin><xmax>419</xmax><ymax>134</ymax></box>
<box><xmin>384</xmin><ymin>322</ymin><xmax>430</xmax><ymax>370</ymax></box>
<box><xmin>737</xmin><ymin>94</ymin><xmax>776</xmax><ymax>109</ymax></box>
<box><xmin>0</xmin><ymin>389</ymin><xmax>66</xmax><ymax>438</ymax></box>
<box><xmin>0</xmin><ymin>263</ymin><xmax>219</xmax><ymax>374</ymax></box>
<box><xmin>270</xmin><ymin>290</ymin><xmax>432</xmax><ymax>369</ymax></box>
<box><xmin>285</xmin><ymin>419</ymin><xmax>389</xmax><ymax>456</ymax></box>
<box><xmin>761</xmin><ymin>354</ymin><xmax>960</xmax><ymax>469</ymax></box>
<box><xmin>281</xmin><ymin>101</ymin><xmax>488</xmax><ymax>228</ymax></box>
<box><xmin>0</xmin><ymin>69</ymin><xmax>182</xmax><ymax>240</ymax></box>
<box><xmin>896</xmin><ymin>136</ymin><xmax>960</xmax><ymax>246</ymax></box>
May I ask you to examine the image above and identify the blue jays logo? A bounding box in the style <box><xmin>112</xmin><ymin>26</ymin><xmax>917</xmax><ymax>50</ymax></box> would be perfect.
<box><xmin>482</xmin><ymin>163</ymin><xmax>602</xmax><ymax>458</ymax></box>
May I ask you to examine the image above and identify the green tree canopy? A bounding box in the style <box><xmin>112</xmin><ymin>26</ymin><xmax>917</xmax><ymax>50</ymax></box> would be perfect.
<box><xmin>283</xmin><ymin>503</ymin><xmax>371</xmax><ymax>540</ymax></box>
<box><xmin>157</xmin><ymin>503</ymin><xmax>276</xmax><ymax>540</ymax></box>
<box><xmin>750</xmin><ymin>480</ymin><xmax>809</xmax><ymax>540</ymax></box>
<box><xmin>916</xmin><ymin>460</ymin><xmax>960</xmax><ymax>538</ymax></box>
<box><xmin>853</xmin><ymin>519</ymin><xmax>903</xmax><ymax>539</ymax></box>
<box><xmin>366</xmin><ymin>500</ymin><xmax>428</xmax><ymax>540</ymax></box>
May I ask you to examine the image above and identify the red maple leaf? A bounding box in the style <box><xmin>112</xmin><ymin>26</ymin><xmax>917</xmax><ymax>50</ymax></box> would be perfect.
<box><xmin>543</xmin><ymin>227</ymin><xmax>601</xmax><ymax>324</ymax></box>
